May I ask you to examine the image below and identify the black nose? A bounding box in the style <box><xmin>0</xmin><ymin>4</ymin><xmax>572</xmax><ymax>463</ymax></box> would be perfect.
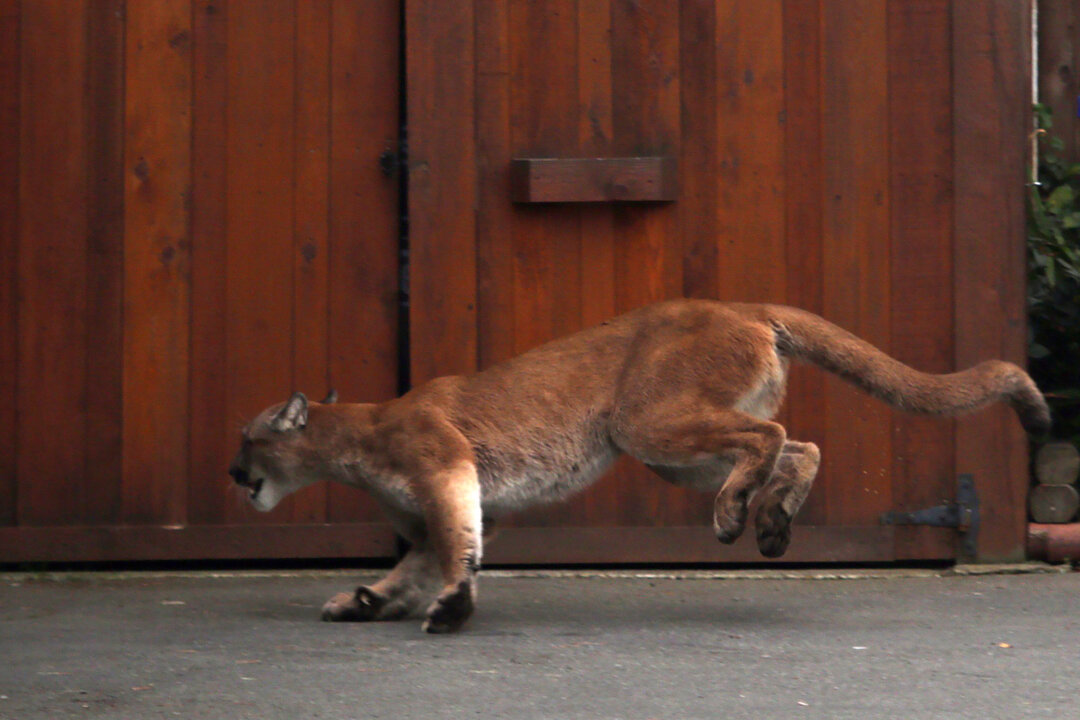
<box><xmin>229</xmin><ymin>465</ymin><xmax>250</xmax><ymax>485</ymax></box>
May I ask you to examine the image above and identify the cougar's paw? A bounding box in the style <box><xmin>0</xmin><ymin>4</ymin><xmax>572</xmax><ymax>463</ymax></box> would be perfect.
<box><xmin>755</xmin><ymin>503</ymin><xmax>793</xmax><ymax>559</ymax></box>
<box><xmin>421</xmin><ymin>580</ymin><xmax>475</xmax><ymax>634</ymax></box>
<box><xmin>320</xmin><ymin>586</ymin><xmax>388</xmax><ymax>622</ymax></box>
<box><xmin>713</xmin><ymin>499</ymin><xmax>748</xmax><ymax>545</ymax></box>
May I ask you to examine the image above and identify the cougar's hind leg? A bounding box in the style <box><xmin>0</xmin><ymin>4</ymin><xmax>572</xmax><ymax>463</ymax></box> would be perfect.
<box><xmin>616</xmin><ymin>405</ymin><xmax>786</xmax><ymax>545</ymax></box>
<box><xmin>754</xmin><ymin>441</ymin><xmax>821</xmax><ymax>558</ymax></box>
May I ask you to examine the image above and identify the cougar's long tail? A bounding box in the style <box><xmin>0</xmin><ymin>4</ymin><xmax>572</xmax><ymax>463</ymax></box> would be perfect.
<box><xmin>764</xmin><ymin>305</ymin><xmax>1051</xmax><ymax>435</ymax></box>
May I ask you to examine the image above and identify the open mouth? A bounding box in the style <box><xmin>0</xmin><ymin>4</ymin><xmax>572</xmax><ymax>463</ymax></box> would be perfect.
<box><xmin>248</xmin><ymin>478</ymin><xmax>264</xmax><ymax>500</ymax></box>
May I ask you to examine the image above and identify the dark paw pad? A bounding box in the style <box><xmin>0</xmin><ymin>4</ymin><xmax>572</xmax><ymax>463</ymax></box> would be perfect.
<box><xmin>320</xmin><ymin>586</ymin><xmax>388</xmax><ymax>622</ymax></box>
<box><xmin>755</xmin><ymin>505</ymin><xmax>793</xmax><ymax>558</ymax></box>
<box><xmin>422</xmin><ymin>581</ymin><xmax>475</xmax><ymax>634</ymax></box>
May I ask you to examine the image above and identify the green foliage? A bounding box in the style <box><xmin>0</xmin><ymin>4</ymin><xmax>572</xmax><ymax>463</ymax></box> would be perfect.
<box><xmin>1028</xmin><ymin>104</ymin><xmax>1080</xmax><ymax>446</ymax></box>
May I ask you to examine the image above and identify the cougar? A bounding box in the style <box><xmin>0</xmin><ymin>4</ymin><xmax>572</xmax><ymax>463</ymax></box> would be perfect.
<box><xmin>229</xmin><ymin>299</ymin><xmax>1049</xmax><ymax>633</ymax></box>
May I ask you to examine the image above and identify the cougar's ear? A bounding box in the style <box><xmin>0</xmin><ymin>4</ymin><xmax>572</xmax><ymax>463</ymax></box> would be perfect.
<box><xmin>321</xmin><ymin>389</ymin><xmax>338</xmax><ymax>405</ymax></box>
<box><xmin>271</xmin><ymin>392</ymin><xmax>308</xmax><ymax>432</ymax></box>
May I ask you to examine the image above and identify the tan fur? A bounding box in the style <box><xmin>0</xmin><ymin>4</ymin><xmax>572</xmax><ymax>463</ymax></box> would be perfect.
<box><xmin>229</xmin><ymin>299</ymin><xmax>1049</xmax><ymax>632</ymax></box>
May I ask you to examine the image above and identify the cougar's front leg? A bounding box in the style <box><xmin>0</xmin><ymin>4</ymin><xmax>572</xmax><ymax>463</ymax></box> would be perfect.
<box><xmin>321</xmin><ymin>543</ymin><xmax>440</xmax><ymax>622</ymax></box>
<box><xmin>417</xmin><ymin>462</ymin><xmax>483</xmax><ymax>634</ymax></box>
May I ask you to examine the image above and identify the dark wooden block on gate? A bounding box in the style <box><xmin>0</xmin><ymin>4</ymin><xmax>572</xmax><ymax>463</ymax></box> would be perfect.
<box><xmin>510</xmin><ymin>157</ymin><xmax>678</xmax><ymax>203</ymax></box>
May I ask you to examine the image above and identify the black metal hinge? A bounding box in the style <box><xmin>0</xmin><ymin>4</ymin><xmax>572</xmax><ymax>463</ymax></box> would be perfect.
<box><xmin>881</xmin><ymin>474</ymin><xmax>980</xmax><ymax>558</ymax></box>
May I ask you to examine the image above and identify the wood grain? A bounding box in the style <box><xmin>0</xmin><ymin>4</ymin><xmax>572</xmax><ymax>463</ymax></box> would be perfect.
<box><xmin>505</xmin><ymin>0</ymin><xmax>581</xmax><ymax>526</ymax></box>
<box><xmin>509</xmin><ymin>156</ymin><xmax>677</xmax><ymax>203</ymax></box>
<box><xmin>781</xmin><ymin>0</ymin><xmax>827</xmax><ymax>525</ymax></box>
<box><xmin>953</xmin><ymin>0</ymin><xmax>1031</xmax><ymax>561</ymax></box>
<box><xmin>122</xmin><ymin>0</ymin><xmax>193</xmax><ymax>525</ymax></box>
<box><xmin>679</xmin><ymin>0</ymin><xmax>718</xmax><ymax>302</ymax></box>
<box><xmin>0</xmin><ymin>523</ymin><xmax>397</xmax><ymax>562</ymax></box>
<box><xmin>84</xmin><ymin>0</ymin><xmax>125</xmax><ymax>526</ymax></box>
<box><xmin>188</xmin><ymin>0</ymin><xmax>231</xmax><ymax>525</ymax></box>
<box><xmin>0</xmin><ymin>0</ymin><xmax>19</xmax><ymax>526</ymax></box>
<box><xmin>224</xmin><ymin>0</ymin><xmax>296</xmax><ymax>524</ymax></box>
<box><xmin>327</xmin><ymin>0</ymin><xmax>400</xmax><ymax>522</ymax></box>
<box><xmin>407</xmin><ymin>0</ymin><xmax>478</xmax><ymax>384</ymax></box>
<box><xmin>610</xmin><ymin>0</ymin><xmax>684</xmax><ymax>527</ymax></box>
<box><xmin>484</xmin><ymin>525</ymin><xmax>953</xmax><ymax>565</ymax></box>
<box><xmin>17</xmin><ymin>0</ymin><xmax>90</xmax><ymax>526</ymax></box>
<box><xmin>475</xmin><ymin>0</ymin><xmax>517</xmax><ymax>370</ymax></box>
<box><xmin>820</xmin><ymin>0</ymin><xmax>893</xmax><ymax>527</ymax></box>
<box><xmin>888</xmin><ymin>0</ymin><xmax>956</xmax><ymax>560</ymax></box>
<box><xmin>0</xmin><ymin>0</ymin><xmax>1034</xmax><ymax>564</ymax></box>
<box><xmin>713</xmin><ymin>0</ymin><xmax>786</xmax><ymax>305</ymax></box>
<box><xmin>291</xmin><ymin>0</ymin><xmax>331</xmax><ymax>524</ymax></box>
<box><xmin>1038</xmin><ymin>0</ymin><xmax>1078</xmax><ymax>158</ymax></box>
<box><xmin>576</xmin><ymin>0</ymin><xmax>616</xmax><ymax>526</ymax></box>
<box><xmin>507</xmin><ymin>0</ymin><xmax>573</xmax><ymax>366</ymax></box>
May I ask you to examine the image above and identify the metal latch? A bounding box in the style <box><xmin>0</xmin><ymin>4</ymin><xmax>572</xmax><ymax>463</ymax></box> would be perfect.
<box><xmin>881</xmin><ymin>474</ymin><xmax>980</xmax><ymax>558</ymax></box>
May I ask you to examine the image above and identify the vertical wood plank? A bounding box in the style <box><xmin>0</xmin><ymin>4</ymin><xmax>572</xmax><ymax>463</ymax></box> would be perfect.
<box><xmin>577</xmin><ymin>0</ymin><xmax>615</xmax><ymax>322</ymax></box>
<box><xmin>507</xmin><ymin>0</ymin><xmax>566</xmax><ymax>359</ymax></box>
<box><xmin>0</xmin><ymin>0</ymin><xmax>19</xmax><ymax>525</ymax></box>
<box><xmin>328</xmin><ymin>0</ymin><xmax>400</xmax><ymax>522</ymax></box>
<box><xmin>291</xmin><ymin>0</ymin><xmax>330</xmax><ymax>524</ymax></box>
<box><xmin>713</xmin><ymin>0</ymin><xmax>786</xmax><ymax>305</ymax></box>
<box><xmin>407</xmin><ymin>0</ymin><xmax>477</xmax><ymax>384</ymax></box>
<box><xmin>888</xmin><ymin>0</ymin><xmax>956</xmax><ymax>560</ymax></box>
<box><xmin>475</xmin><ymin>0</ymin><xmax>517</xmax><ymax>369</ymax></box>
<box><xmin>84</xmin><ymin>0</ymin><xmax>125</xmax><ymax>525</ymax></box>
<box><xmin>188</xmin><ymin>0</ymin><xmax>230</xmax><ymax>525</ymax></box>
<box><xmin>679</xmin><ymin>0</ymin><xmax>718</xmax><ymax>302</ymax></box>
<box><xmin>123</xmin><ymin>0</ymin><xmax>192</xmax><ymax>524</ymax></box>
<box><xmin>781</xmin><ymin>0</ymin><xmax>827</xmax><ymax>525</ymax></box>
<box><xmin>953</xmin><ymin>0</ymin><xmax>1031</xmax><ymax>561</ymax></box>
<box><xmin>17</xmin><ymin>0</ymin><xmax>90</xmax><ymax>526</ymax></box>
<box><xmin>224</xmin><ymin>0</ymin><xmax>295</xmax><ymax>524</ymax></box>
<box><xmin>820</xmin><ymin>0</ymin><xmax>892</xmax><ymax>526</ymax></box>
<box><xmin>611</xmin><ymin>0</ymin><xmax>680</xmax><ymax>313</ymax></box>
<box><xmin>1038</xmin><ymin>0</ymin><xmax>1078</xmax><ymax>158</ymax></box>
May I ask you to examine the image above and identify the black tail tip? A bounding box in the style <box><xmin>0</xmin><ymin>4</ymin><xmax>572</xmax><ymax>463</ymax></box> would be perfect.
<box><xmin>1019</xmin><ymin>403</ymin><xmax>1052</xmax><ymax>438</ymax></box>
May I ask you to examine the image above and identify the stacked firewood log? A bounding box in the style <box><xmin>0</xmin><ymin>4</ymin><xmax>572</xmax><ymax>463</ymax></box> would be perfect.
<box><xmin>1030</xmin><ymin>442</ymin><xmax>1080</xmax><ymax>523</ymax></box>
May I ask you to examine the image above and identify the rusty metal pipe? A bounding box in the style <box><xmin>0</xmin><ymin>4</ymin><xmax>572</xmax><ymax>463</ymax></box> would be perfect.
<box><xmin>1027</xmin><ymin>523</ymin><xmax>1080</xmax><ymax>563</ymax></box>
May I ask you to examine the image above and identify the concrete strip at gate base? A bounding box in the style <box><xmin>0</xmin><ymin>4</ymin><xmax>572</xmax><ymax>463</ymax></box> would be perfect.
<box><xmin>1</xmin><ymin>562</ymin><xmax>1069</xmax><ymax>586</ymax></box>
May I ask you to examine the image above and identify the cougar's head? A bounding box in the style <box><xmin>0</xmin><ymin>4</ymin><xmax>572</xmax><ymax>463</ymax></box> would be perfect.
<box><xmin>229</xmin><ymin>391</ymin><xmax>335</xmax><ymax>512</ymax></box>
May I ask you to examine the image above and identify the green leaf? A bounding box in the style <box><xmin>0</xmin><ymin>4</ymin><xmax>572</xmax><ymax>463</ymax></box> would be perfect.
<box><xmin>1047</xmin><ymin>184</ymin><xmax>1075</xmax><ymax>212</ymax></box>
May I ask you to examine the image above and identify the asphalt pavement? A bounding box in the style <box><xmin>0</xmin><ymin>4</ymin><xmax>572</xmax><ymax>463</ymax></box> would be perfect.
<box><xmin>1</xmin><ymin>566</ymin><xmax>1077</xmax><ymax>719</ymax></box>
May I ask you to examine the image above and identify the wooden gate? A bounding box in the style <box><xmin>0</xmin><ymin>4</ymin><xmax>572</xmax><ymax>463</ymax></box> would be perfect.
<box><xmin>1</xmin><ymin>0</ymin><xmax>1031</xmax><ymax>564</ymax></box>
<box><xmin>0</xmin><ymin>0</ymin><xmax>402</xmax><ymax>561</ymax></box>
<box><xmin>406</xmin><ymin>0</ymin><xmax>1032</xmax><ymax>563</ymax></box>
